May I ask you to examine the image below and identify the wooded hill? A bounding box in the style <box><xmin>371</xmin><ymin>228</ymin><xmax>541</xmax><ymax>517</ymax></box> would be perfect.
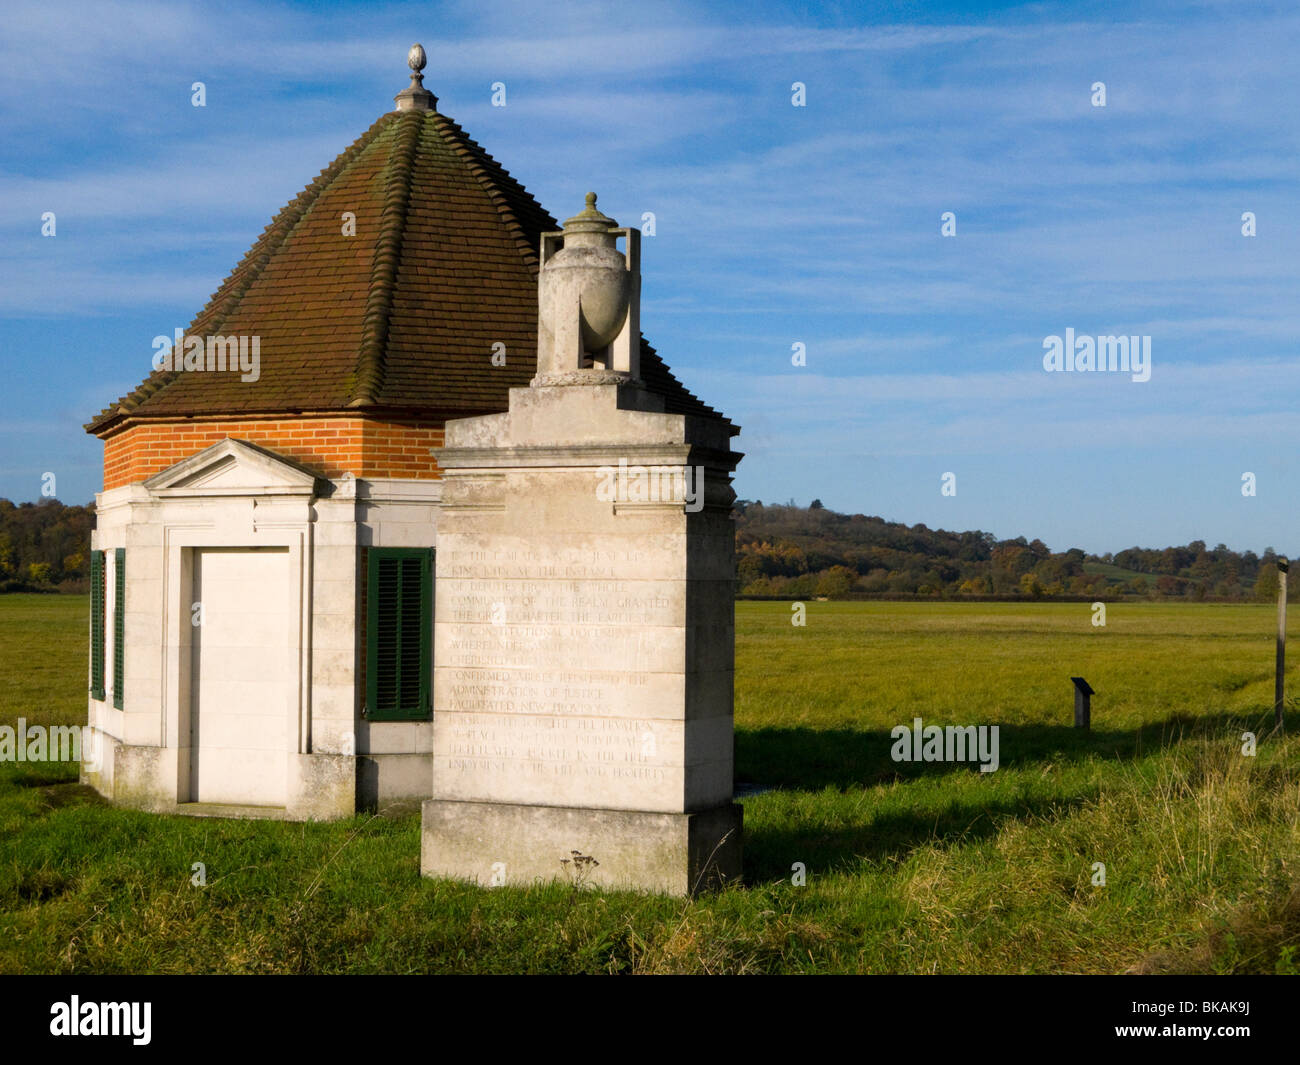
<box><xmin>735</xmin><ymin>499</ymin><xmax>1295</xmax><ymax>601</ymax></box>
<box><xmin>0</xmin><ymin>497</ymin><xmax>1293</xmax><ymax>601</ymax></box>
<box><xmin>0</xmin><ymin>499</ymin><xmax>96</xmax><ymax>592</ymax></box>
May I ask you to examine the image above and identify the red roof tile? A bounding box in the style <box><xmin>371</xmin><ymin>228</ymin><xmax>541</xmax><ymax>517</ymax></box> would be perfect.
<box><xmin>86</xmin><ymin>108</ymin><xmax>730</xmax><ymax>434</ymax></box>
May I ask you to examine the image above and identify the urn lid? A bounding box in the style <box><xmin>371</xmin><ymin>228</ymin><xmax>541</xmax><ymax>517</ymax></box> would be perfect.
<box><xmin>562</xmin><ymin>192</ymin><xmax>618</xmax><ymax>234</ymax></box>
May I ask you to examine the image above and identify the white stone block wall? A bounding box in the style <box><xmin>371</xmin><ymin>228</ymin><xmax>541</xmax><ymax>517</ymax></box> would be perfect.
<box><xmin>354</xmin><ymin>478</ymin><xmax>440</xmax><ymax>809</ymax></box>
<box><xmin>81</xmin><ymin>442</ymin><xmax>443</xmax><ymax>819</ymax></box>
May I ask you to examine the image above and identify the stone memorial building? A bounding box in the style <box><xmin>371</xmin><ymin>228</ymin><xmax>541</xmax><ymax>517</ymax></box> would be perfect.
<box><xmin>80</xmin><ymin>47</ymin><xmax>743</xmax><ymax>889</ymax></box>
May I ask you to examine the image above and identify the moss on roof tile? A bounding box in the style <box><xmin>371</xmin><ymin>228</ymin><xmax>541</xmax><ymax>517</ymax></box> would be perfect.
<box><xmin>86</xmin><ymin>108</ymin><xmax>728</xmax><ymax>435</ymax></box>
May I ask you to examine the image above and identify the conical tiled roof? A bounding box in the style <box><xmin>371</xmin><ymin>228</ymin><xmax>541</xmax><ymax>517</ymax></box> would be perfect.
<box><xmin>86</xmin><ymin>105</ymin><xmax>728</xmax><ymax>434</ymax></box>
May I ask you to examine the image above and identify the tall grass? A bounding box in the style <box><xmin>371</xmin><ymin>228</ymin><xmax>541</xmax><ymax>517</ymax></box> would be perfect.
<box><xmin>0</xmin><ymin>595</ymin><xmax>1296</xmax><ymax>973</ymax></box>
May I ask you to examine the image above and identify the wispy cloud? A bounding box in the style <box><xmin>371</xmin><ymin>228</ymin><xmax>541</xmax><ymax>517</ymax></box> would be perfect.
<box><xmin>1</xmin><ymin>0</ymin><xmax>1297</xmax><ymax>551</ymax></box>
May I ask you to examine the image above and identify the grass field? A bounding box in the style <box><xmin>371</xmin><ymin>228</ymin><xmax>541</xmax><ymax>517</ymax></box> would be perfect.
<box><xmin>1</xmin><ymin>594</ymin><xmax>1298</xmax><ymax>974</ymax></box>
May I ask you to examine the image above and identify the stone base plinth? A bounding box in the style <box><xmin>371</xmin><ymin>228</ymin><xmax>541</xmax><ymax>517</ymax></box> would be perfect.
<box><xmin>80</xmin><ymin>731</ymin><xmax>357</xmax><ymax>821</ymax></box>
<box><xmin>420</xmin><ymin>799</ymin><xmax>742</xmax><ymax>896</ymax></box>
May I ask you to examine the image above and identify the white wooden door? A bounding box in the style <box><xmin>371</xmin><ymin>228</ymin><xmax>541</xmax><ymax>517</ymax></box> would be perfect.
<box><xmin>190</xmin><ymin>547</ymin><xmax>290</xmax><ymax>805</ymax></box>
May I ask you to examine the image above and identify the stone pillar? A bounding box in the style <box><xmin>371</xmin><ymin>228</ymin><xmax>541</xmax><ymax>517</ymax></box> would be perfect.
<box><xmin>420</xmin><ymin>196</ymin><xmax>741</xmax><ymax>895</ymax></box>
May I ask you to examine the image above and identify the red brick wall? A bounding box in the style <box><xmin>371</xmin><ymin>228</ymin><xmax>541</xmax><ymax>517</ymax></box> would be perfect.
<box><xmin>361</xmin><ymin>418</ymin><xmax>447</xmax><ymax>480</ymax></box>
<box><xmin>100</xmin><ymin>416</ymin><xmax>446</xmax><ymax>490</ymax></box>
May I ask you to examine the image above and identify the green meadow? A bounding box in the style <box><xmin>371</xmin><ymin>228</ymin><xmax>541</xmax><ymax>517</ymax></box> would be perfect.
<box><xmin>1</xmin><ymin>594</ymin><xmax>1297</xmax><ymax>974</ymax></box>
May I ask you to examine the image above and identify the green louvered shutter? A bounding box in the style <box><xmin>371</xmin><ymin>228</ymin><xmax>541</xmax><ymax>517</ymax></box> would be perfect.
<box><xmin>112</xmin><ymin>548</ymin><xmax>125</xmax><ymax>710</ymax></box>
<box><xmin>90</xmin><ymin>550</ymin><xmax>105</xmax><ymax>700</ymax></box>
<box><xmin>365</xmin><ymin>548</ymin><xmax>432</xmax><ymax>721</ymax></box>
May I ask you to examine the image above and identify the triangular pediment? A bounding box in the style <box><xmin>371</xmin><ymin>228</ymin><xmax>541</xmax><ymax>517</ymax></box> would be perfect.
<box><xmin>143</xmin><ymin>438</ymin><xmax>324</xmax><ymax>497</ymax></box>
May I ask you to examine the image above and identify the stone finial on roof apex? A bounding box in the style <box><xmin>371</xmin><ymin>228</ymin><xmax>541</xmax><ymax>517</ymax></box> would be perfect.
<box><xmin>395</xmin><ymin>42</ymin><xmax>436</xmax><ymax>112</ymax></box>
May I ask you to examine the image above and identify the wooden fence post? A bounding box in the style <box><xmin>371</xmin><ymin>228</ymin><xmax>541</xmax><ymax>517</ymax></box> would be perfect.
<box><xmin>1277</xmin><ymin>559</ymin><xmax>1288</xmax><ymax>730</ymax></box>
<box><xmin>1071</xmin><ymin>676</ymin><xmax>1094</xmax><ymax>729</ymax></box>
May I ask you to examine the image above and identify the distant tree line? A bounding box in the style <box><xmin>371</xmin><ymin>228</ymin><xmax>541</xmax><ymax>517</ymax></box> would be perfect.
<box><xmin>1</xmin><ymin>497</ymin><xmax>1293</xmax><ymax>604</ymax></box>
<box><xmin>0</xmin><ymin>499</ymin><xmax>95</xmax><ymax>593</ymax></box>
<box><xmin>734</xmin><ymin>500</ymin><xmax>1296</xmax><ymax>602</ymax></box>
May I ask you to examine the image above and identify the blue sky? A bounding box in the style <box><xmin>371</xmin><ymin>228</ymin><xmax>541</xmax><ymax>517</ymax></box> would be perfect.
<box><xmin>1</xmin><ymin>0</ymin><xmax>1297</xmax><ymax>555</ymax></box>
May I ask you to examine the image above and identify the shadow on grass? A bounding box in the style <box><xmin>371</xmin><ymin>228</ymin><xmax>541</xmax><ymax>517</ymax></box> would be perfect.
<box><xmin>736</xmin><ymin>708</ymin><xmax>1284</xmax><ymax>883</ymax></box>
<box><xmin>743</xmin><ymin>791</ymin><xmax>1097</xmax><ymax>881</ymax></box>
<box><xmin>1</xmin><ymin>767</ymin><xmax>106</xmax><ymax>816</ymax></box>
<box><xmin>736</xmin><ymin>708</ymin><xmax>1281</xmax><ymax>792</ymax></box>
<box><xmin>9</xmin><ymin>769</ymin><xmax>81</xmax><ymax>789</ymax></box>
